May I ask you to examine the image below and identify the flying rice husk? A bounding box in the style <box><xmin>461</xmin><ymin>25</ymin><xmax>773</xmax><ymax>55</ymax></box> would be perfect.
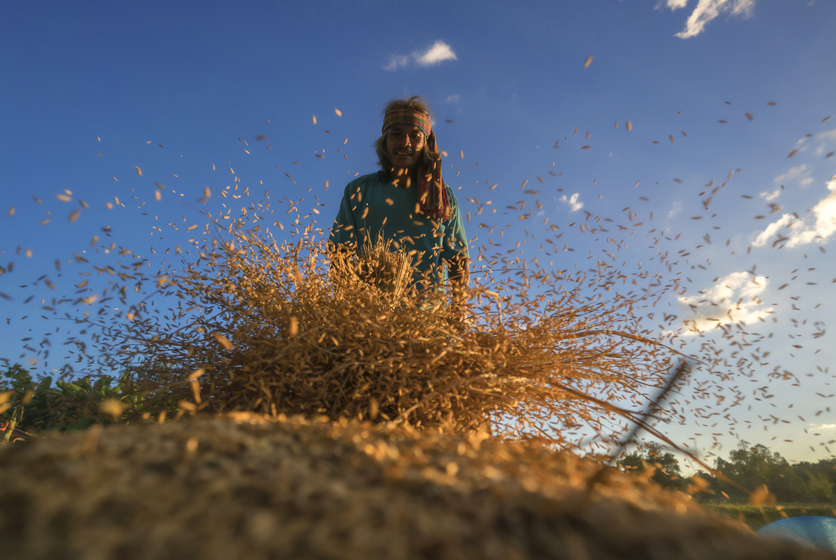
<box><xmin>87</xmin><ymin>201</ymin><xmax>679</xmax><ymax>453</ymax></box>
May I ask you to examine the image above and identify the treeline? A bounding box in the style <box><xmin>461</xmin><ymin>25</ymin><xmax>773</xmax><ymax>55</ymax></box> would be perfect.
<box><xmin>619</xmin><ymin>442</ymin><xmax>836</xmax><ymax>503</ymax></box>
<box><xmin>0</xmin><ymin>363</ymin><xmax>169</xmax><ymax>441</ymax></box>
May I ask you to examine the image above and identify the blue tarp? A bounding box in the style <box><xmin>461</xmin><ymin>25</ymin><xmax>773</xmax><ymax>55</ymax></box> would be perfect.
<box><xmin>758</xmin><ymin>516</ymin><xmax>836</xmax><ymax>554</ymax></box>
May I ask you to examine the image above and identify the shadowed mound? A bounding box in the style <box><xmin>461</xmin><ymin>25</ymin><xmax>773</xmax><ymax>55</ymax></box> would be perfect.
<box><xmin>0</xmin><ymin>414</ymin><xmax>829</xmax><ymax>560</ymax></box>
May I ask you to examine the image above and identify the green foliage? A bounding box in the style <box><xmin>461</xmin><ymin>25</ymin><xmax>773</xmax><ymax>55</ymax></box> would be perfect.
<box><xmin>615</xmin><ymin>440</ymin><xmax>835</xmax><ymax>504</ymax></box>
<box><xmin>708</xmin><ymin>442</ymin><xmax>835</xmax><ymax>504</ymax></box>
<box><xmin>0</xmin><ymin>363</ymin><xmax>160</xmax><ymax>437</ymax></box>
<box><xmin>0</xmin><ymin>363</ymin><xmax>33</xmax><ymax>392</ymax></box>
<box><xmin>618</xmin><ymin>442</ymin><xmax>685</xmax><ymax>490</ymax></box>
<box><xmin>794</xmin><ymin>458</ymin><xmax>836</xmax><ymax>495</ymax></box>
<box><xmin>804</xmin><ymin>472</ymin><xmax>834</xmax><ymax>503</ymax></box>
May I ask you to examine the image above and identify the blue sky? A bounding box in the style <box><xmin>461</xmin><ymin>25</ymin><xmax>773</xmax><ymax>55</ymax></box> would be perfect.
<box><xmin>2</xmin><ymin>0</ymin><xmax>835</xmax><ymax>467</ymax></box>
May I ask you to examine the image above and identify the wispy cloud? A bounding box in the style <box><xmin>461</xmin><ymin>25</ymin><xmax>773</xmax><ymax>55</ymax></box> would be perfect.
<box><xmin>773</xmin><ymin>163</ymin><xmax>814</xmax><ymax>188</ymax></box>
<box><xmin>814</xmin><ymin>128</ymin><xmax>836</xmax><ymax>157</ymax></box>
<box><xmin>383</xmin><ymin>40</ymin><xmax>457</xmax><ymax>71</ymax></box>
<box><xmin>753</xmin><ymin>175</ymin><xmax>836</xmax><ymax>248</ymax></box>
<box><xmin>445</xmin><ymin>94</ymin><xmax>460</xmax><ymax>103</ymax></box>
<box><xmin>665</xmin><ymin>0</ymin><xmax>756</xmax><ymax>39</ymax></box>
<box><xmin>668</xmin><ymin>201</ymin><xmax>683</xmax><ymax>220</ymax></box>
<box><xmin>760</xmin><ymin>189</ymin><xmax>781</xmax><ymax>202</ymax></box>
<box><xmin>679</xmin><ymin>271</ymin><xmax>772</xmax><ymax>334</ymax></box>
<box><xmin>810</xmin><ymin>423</ymin><xmax>836</xmax><ymax>430</ymax></box>
<box><xmin>560</xmin><ymin>193</ymin><xmax>583</xmax><ymax>212</ymax></box>
<box><xmin>383</xmin><ymin>54</ymin><xmax>411</xmax><ymax>71</ymax></box>
<box><xmin>817</xmin><ymin>128</ymin><xmax>836</xmax><ymax>143</ymax></box>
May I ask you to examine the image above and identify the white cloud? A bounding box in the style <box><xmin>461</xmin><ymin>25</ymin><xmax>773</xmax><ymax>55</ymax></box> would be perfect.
<box><xmin>384</xmin><ymin>40</ymin><xmax>457</xmax><ymax>71</ymax></box>
<box><xmin>670</xmin><ymin>0</ymin><xmax>756</xmax><ymax>39</ymax></box>
<box><xmin>679</xmin><ymin>271</ymin><xmax>772</xmax><ymax>334</ymax></box>
<box><xmin>817</xmin><ymin>128</ymin><xmax>836</xmax><ymax>142</ymax></box>
<box><xmin>445</xmin><ymin>94</ymin><xmax>460</xmax><ymax>103</ymax></box>
<box><xmin>753</xmin><ymin>175</ymin><xmax>836</xmax><ymax>248</ymax></box>
<box><xmin>810</xmin><ymin>423</ymin><xmax>836</xmax><ymax>430</ymax></box>
<box><xmin>669</xmin><ymin>201</ymin><xmax>683</xmax><ymax>220</ymax></box>
<box><xmin>560</xmin><ymin>193</ymin><xmax>583</xmax><ymax>212</ymax></box>
<box><xmin>773</xmin><ymin>164</ymin><xmax>812</xmax><ymax>188</ymax></box>
<box><xmin>383</xmin><ymin>54</ymin><xmax>410</xmax><ymax>71</ymax></box>
<box><xmin>416</xmin><ymin>41</ymin><xmax>458</xmax><ymax>66</ymax></box>
<box><xmin>814</xmin><ymin>128</ymin><xmax>836</xmax><ymax>157</ymax></box>
<box><xmin>752</xmin><ymin>214</ymin><xmax>792</xmax><ymax>247</ymax></box>
<box><xmin>761</xmin><ymin>189</ymin><xmax>781</xmax><ymax>202</ymax></box>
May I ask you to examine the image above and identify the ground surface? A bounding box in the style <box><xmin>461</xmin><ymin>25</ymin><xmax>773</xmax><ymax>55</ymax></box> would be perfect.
<box><xmin>0</xmin><ymin>413</ymin><xmax>831</xmax><ymax>559</ymax></box>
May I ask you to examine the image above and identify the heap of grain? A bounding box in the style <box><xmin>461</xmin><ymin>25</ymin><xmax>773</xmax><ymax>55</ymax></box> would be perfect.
<box><xmin>6</xmin><ymin>194</ymin><xmax>775</xmax><ymax>558</ymax></box>
<box><xmin>0</xmin><ymin>414</ymin><xmax>827</xmax><ymax>560</ymax></box>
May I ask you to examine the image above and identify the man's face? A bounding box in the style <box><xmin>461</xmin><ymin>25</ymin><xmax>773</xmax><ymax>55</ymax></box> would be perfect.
<box><xmin>386</xmin><ymin>124</ymin><xmax>425</xmax><ymax>172</ymax></box>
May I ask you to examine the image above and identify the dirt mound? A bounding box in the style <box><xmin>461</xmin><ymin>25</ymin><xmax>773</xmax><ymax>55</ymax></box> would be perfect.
<box><xmin>0</xmin><ymin>414</ymin><xmax>827</xmax><ymax>560</ymax></box>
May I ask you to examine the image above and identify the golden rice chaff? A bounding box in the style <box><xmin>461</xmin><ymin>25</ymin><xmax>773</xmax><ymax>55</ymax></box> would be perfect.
<box><xmin>88</xmin><ymin>214</ymin><xmax>679</xmax><ymax>448</ymax></box>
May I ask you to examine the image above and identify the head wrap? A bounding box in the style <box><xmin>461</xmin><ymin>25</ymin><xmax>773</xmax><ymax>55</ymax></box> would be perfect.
<box><xmin>382</xmin><ymin>107</ymin><xmax>451</xmax><ymax>220</ymax></box>
<box><xmin>382</xmin><ymin>109</ymin><xmax>431</xmax><ymax>138</ymax></box>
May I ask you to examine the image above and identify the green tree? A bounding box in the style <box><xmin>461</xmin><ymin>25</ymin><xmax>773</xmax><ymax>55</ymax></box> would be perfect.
<box><xmin>619</xmin><ymin>443</ymin><xmax>685</xmax><ymax>490</ymax></box>
<box><xmin>0</xmin><ymin>364</ymin><xmax>32</xmax><ymax>441</ymax></box>
<box><xmin>766</xmin><ymin>457</ymin><xmax>809</xmax><ymax>502</ymax></box>
<box><xmin>0</xmin><ymin>363</ymin><xmax>33</xmax><ymax>392</ymax></box>
<box><xmin>794</xmin><ymin>458</ymin><xmax>836</xmax><ymax>490</ymax></box>
<box><xmin>714</xmin><ymin>442</ymin><xmax>810</xmax><ymax>502</ymax></box>
<box><xmin>0</xmin><ymin>363</ymin><xmax>165</xmax><ymax>437</ymax></box>
<box><xmin>804</xmin><ymin>472</ymin><xmax>834</xmax><ymax>502</ymax></box>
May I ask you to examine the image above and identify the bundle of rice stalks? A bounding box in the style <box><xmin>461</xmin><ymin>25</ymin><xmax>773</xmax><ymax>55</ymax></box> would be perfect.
<box><xmin>87</xmin><ymin>213</ymin><xmax>680</xmax><ymax>449</ymax></box>
<box><xmin>343</xmin><ymin>235</ymin><xmax>415</xmax><ymax>300</ymax></box>
<box><xmin>0</xmin><ymin>414</ymin><xmax>827</xmax><ymax>560</ymax></box>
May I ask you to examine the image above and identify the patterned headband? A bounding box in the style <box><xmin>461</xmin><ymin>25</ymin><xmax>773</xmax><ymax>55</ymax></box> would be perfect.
<box><xmin>382</xmin><ymin>108</ymin><xmax>432</xmax><ymax>138</ymax></box>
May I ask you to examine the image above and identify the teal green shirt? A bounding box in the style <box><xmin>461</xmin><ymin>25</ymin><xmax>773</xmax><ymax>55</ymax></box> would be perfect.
<box><xmin>329</xmin><ymin>171</ymin><xmax>469</xmax><ymax>291</ymax></box>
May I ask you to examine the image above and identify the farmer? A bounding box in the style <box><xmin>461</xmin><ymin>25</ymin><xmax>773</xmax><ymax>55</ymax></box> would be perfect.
<box><xmin>329</xmin><ymin>96</ymin><xmax>470</xmax><ymax>315</ymax></box>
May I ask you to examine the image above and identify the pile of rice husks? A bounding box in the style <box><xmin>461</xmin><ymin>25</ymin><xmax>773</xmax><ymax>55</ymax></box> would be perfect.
<box><xmin>4</xmin><ymin>197</ymin><xmax>806</xmax><ymax>559</ymax></box>
<box><xmin>0</xmin><ymin>413</ymin><xmax>828</xmax><ymax>560</ymax></box>
<box><xmin>84</xmin><ymin>220</ymin><xmax>680</xmax><ymax>449</ymax></box>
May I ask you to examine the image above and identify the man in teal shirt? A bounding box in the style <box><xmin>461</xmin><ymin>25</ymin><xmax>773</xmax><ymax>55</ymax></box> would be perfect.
<box><xmin>329</xmin><ymin>96</ymin><xmax>469</xmax><ymax>311</ymax></box>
